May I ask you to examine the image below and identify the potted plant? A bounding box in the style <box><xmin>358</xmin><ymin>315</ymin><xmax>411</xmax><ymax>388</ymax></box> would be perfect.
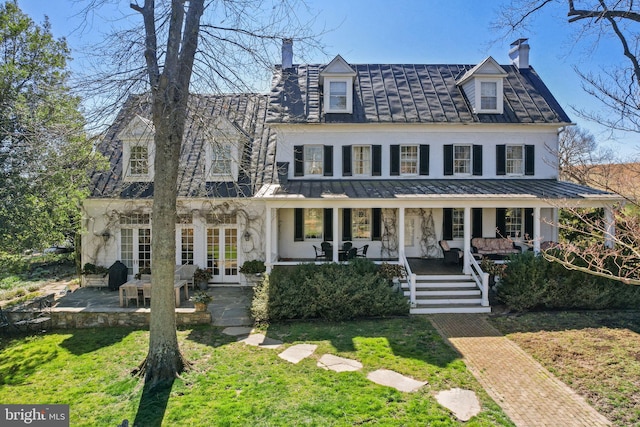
<box><xmin>193</xmin><ymin>267</ymin><xmax>213</xmax><ymax>290</ymax></box>
<box><xmin>378</xmin><ymin>263</ymin><xmax>405</xmax><ymax>291</ymax></box>
<box><xmin>81</xmin><ymin>262</ymin><xmax>109</xmax><ymax>287</ymax></box>
<box><xmin>239</xmin><ymin>260</ymin><xmax>265</xmax><ymax>286</ymax></box>
<box><xmin>480</xmin><ymin>258</ymin><xmax>507</xmax><ymax>287</ymax></box>
<box><xmin>191</xmin><ymin>291</ymin><xmax>212</xmax><ymax>312</ymax></box>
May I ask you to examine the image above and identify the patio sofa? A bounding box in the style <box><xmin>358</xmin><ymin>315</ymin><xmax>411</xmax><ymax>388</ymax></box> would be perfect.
<box><xmin>471</xmin><ymin>237</ymin><xmax>521</xmax><ymax>260</ymax></box>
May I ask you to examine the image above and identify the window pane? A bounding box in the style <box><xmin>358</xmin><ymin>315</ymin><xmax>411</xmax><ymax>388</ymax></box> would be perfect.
<box><xmin>453</xmin><ymin>145</ymin><xmax>471</xmax><ymax>174</ymax></box>
<box><xmin>506</xmin><ymin>145</ymin><xmax>524</xmax><ymax>174</ymax></box>
<box><xmin>505</xmin><ymin>208</ymin><xmax>522</xmax><ymax>238</ymax></box>
<box><xmin>181</xmin><ymin>228</ymin><xmax>194</xmax><ymax>265</ymax></box>
<box><xmin>353</xmin><ymin>145</ymin><xmax>371</xmax><ymax>175</ymax></box>
<box><xmin>211</xmin><ymin>144</ymin><xmax>232</xmax><ymax>175</ymax></box>
<box><xmin>304</xmin><ymin>208</ymin><xmax>323</xmax><ymax>240</ymax></box>
<box><xmin>400</xmin><ymin>145</ymin><xmax>418</xmax><ymax>174</ymax></box>
<box><xmin>304</xmin><ymin>146</ymin><xmax>323</xmax><ymax>175</ymax></box>
<box><xmin>329</xmin><ymin>81</ymin><xmax>347</xmax><ymax>110</ymax></box>
<box><xmin>480</xmin><ymin>82</ymin><xmax>497</xmax><ymax>110</ymax></box>
<box><xmin>452</xmin><ymin>208</ymin><xmax>464</xmax><ymax>239</ymax></box>
<box><xmin>352</xmin><ymin>208</ymin><xmax>371</xmax><ymax>239</ymax></box>
<box><xmin>130</xmin><ymin>146</ymin><xmax>148</xmax><ymax>175</ymax></box>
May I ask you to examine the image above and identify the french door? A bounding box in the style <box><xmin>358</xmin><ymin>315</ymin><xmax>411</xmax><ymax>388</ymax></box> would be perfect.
<box><xmin>120</xmin><ymin>228</ymin><xmax>151</xmax><ymax>276</ymax></box>
<box><xmin>206</xmin><ymin>227</ymin><xmax>238</xmax><ymax>283</ymax></box>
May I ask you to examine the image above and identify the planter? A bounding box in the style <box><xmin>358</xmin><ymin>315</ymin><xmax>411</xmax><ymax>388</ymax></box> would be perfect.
<box><xmin>83</xmin><ymin>274</ymin><xmax>108</xmax><ymax>288</ymax></box>
<box><xmin>244</xmin><ymin>273</ymin><xmax>263</xmax><ymax>287</ymax></box>
<box><xmin>194</xmin><ymin>302</ymin><xmax>208</xmax><ymax>312</ymax></box>
<box><xmin>198</xmin><ymin>281</ymin><xmax>209</xmax><ymax>291</ymax></box>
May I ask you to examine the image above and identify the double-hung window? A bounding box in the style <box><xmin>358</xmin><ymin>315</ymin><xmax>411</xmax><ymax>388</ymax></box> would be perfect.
<box><xmin>304</xmin><ymin>208</ymin><xmax>323</xmax><ymax>240</ymax></box>
<box><xmin>452</xmin><ymin>208</ymin><xmax>464</xmax><ymax>239</ymax></box>
<box><xmin>480</xmin><ymin>81</ymin><xmax>497</xmax><ymax>110</ymax></box>
<box><xmin>328</xmin><ymin>81</ymin><xmax>347</xmax><ymax>111</ymax></box>
<box><xmin>129</xmin><ymin>145</ymin><xmax>149</xmax><ymax>176</ymax></box>
<box><xmin>352</xmin><ymin>208</ymin><xmax>371</xmax><ymax>239</ymax></box>
<box><xmin>506</xmin><ymin>145</ymin><xmax>524</xmax><ymax>175</ymax></box>
<box><xmin>211</xmin><ymin>144</ymin><xmax>232</xmax><ymax>176</ymax></box>
<box><xmin>505</xmin><ymin>208</ymin><xmax>523</xmax><ymax>238</ymax></box>
<box><xmin>400</xmin><ymin>145</ymin><xmax>418</xmax><ymax>175</ymax></box>
<box><xmin>304</xmin><ymin>145</ymin><xmax>323</xmax><ymax>175</ymax></box>
<box><xmin>453</xmin><ymin>145</ymin><xmax>471</xmax><ymax>174</ymax></box>
<box><xmin>353</xmin><ymin>145</ymin><xmax>371</xmax><ymax>176</ymax></box>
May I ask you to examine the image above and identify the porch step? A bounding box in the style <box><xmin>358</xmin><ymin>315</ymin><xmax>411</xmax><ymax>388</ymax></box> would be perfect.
<box><xmin>404</xmin><ymin>274</ymin><xmax>490</xmax><ymax>314</ymax></box>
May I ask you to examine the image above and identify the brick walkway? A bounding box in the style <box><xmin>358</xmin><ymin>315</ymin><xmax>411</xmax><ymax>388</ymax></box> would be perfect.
<box><xmin>429</xmin><ymin>314</ymin><xmax>611</xmax><ymax>427</ymax></box>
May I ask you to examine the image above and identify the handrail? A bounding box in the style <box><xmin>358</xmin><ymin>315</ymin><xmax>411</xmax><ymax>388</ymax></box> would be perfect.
<box><xmin>468</xmin><ymin>251</ymin><xmax>490</xmax><ymax>307</ymax></box>
<box><xmin>399</xmin><ymin>254</ymin><xmax>417</xmax><ymax>306</ymax></box>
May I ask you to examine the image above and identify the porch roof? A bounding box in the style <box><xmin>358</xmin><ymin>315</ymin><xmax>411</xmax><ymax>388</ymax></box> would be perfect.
<box><xmin>260</xmin><ymin>179</ymin><xmax>617</xmax><ymax>201</ymax></box>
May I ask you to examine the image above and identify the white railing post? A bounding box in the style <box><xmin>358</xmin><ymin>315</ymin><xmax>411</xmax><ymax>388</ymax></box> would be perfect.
<box><xmin>481</xmin><ymin>272</ymin><xmax>489</xmax><ymax>307</ymax></box>
<box><xmin>410</xmin><ymin>273</ymin><xmax>416</xmax><ymax>306</ymax></box>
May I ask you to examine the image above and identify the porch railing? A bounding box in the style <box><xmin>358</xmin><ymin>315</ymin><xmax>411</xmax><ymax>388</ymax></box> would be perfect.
<box><xmin>468</xmin><ymin>251</ymin><xmax>489</xmax><ymax>307</ymax></box>
<box><xmin>399</xmin><ymin>254</ymin><xmax>417</xmax><ymax>307</ymax></box>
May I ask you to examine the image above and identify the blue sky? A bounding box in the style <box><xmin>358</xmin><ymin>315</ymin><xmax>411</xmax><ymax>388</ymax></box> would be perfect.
<box><xmin>18</xmin><ymin>0</ymin><xmax>639</xmax><ymax>158</ymax></box>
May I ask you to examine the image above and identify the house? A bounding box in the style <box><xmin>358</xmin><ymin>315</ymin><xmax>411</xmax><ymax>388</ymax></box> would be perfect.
<box><xmin>82</xmin><ymin>39</ymin><xmax>618</xmax><ymax>313</ymax></box>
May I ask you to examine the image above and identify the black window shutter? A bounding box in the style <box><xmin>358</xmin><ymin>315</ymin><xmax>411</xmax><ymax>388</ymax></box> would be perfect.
<box><xmin>444</xmin><ymin>145</ymin><xmax>453</xmax><ymax>176</ymax></box>
<box><xmin>496</xmin><ymin>208</ymin><xmax>506</xmax><ymax>238</ymax></box>
<box><xmin>443</xmin><ymin>208</ymin><xmax>453</xmax><ymax>241</ymax></box>
<box><xmin>419</xmin><ymin>145</ymin><xmax>430</xmax><ymax>175</ymax></box>
<box><xmin>496</xmin><ymin>145</ymin><xmax>506</xmax><ymax>176</ymax></box>
<box><xmin>390</xmin><ymin>145</ymin><xmax>400</xmax><ymax>176</ymax></box>
<box><xmin>342</xmin><ymin>208</ymin><xmax>352</xmax><ymax>241</ymax></box>
<box><xmin>524</xmin><ymin>208</ymin><xmax>534</xmax><ymax>239</ymax></box>
<box><xmin>473</xmin><ymin>145</ymin><xmax>483</xmax><ymax>176</ymax></box>
<box><xmin>324</xmin><ymin>208</ymin><xmax>333</xmax><ymax>241</ymax></box>
<box><xmin>525</xmin><ymin>145</ymin><xmax>535</xmax><ymax>175</ymax></box>
<box><xmin>372</xmin><ymin>208</ymin><xmax>382</xmax><ymax>241</ymax></box>
<box><xmin>294</xmin><ymin>145</ymin><xmax>304</xmax><ymax>176</ymax></box>
<box><xmin>294</xmin><ymin>208</ymin><xmax>304</xmax><ymax>241</ymax></box>
<box><xmin>472</xmin><ymin>208</ymin><xmax>483</xmax><ymax>238</ymax></box>
<box><xmin>323</xmin><ymin>146</ymin><xmax>333</xmax><ymax>177</ymax></box>
<box><xmin>342</xmin><ymin>145</ymin><xmax>352</xmax><ymax>176</ymax></box>
<box><xmin>372</xmin><ymin>145</ymin><xmax>382</xmax><ymax>176</ymax></box>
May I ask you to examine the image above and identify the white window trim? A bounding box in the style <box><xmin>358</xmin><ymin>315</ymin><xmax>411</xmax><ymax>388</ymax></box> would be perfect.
<box><xmin>206</xmin><ymin>141</ymin><xmax>239</xmax><ymax>181</ymax></box>
<box><xmin>505</xmin><ymin>208</ymin><xmax>524</xmax><ymax>238</ymax></box>
<box><xmin>453</xmin><ymin>144</ymin><xmax>472</xmax><ymax>176</ymax></box>
<box><xmin>452</xmin><ymin>208</ymin><xmax>465</xmax><ymax>240</ymax></box>
<box><xmin>475</xmin><ymin>78</ymin><xmax>503</xmax><ymax>114</ymax></box>
<box><xmin>123</xmin><ymin>141</ymin><xmax>154</xmax><ymax>182</ymax></box>
<box><xmin>400</xmin><ymin>145</ymin><xmax>419</xmax><ymax>176</ymax></box>
<box><xmin>352</xmin><ymin>208</ymin><xmax>371</xmax><ymax>240</ymax></box>
<box><xmin>324</xmin><ymin>77</ymin><xmax>353</xmax><ymax>114</ymax></box>
<box><xmin>506</xmin><ymin>144</ymin><xmax>525</xmax><ymax>176</ymax></box>
<box><xmin>352</xmin><ymin>145</ymin><xmax>372</xmax><ymax>177</ymax></box>
<box><xmin>304</xmin><ymin>145</ymin><xmax>324</xmax><ymax>176</ymax></box>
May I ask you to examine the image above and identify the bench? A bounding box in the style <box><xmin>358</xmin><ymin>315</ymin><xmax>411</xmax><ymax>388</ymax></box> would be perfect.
<box><xmin>471</xmin><ymin>237</ymin><xmax>521</xmax><ymax>260</ymax></box>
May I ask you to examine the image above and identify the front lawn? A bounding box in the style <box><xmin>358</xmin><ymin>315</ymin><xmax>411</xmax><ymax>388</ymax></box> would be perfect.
<box><xmin>0</xmin><ymin>318</ymin><xmax>513</xmax><ymax>426</ymax></box>
<box><xmin>490</xmin><ymin>310</ymin><xmax>640</xmax><ymax>427</ymax></box>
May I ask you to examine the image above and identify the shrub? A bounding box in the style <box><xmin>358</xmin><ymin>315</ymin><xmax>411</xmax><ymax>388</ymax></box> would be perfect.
<box><xmin>251</xmin><ymin>259</ymin><xmax>408</xmax><ymax>322</ymax></box>
<box><xmin>239</xmin><ymin>260</ymin><xmax>266</xmax><ymax>275</ymax></box>
<box><xmin>497</xmin><ymin>251</ymin><xmax>640</xmax><ymax>312</ymax></box>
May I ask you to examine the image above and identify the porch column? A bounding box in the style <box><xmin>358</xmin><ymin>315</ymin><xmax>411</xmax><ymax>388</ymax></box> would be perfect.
<box><xmin>463</xmin><ymin>207</ymin><xmax>471</xmax><ymax>274</ymax></box>
<box><xmin>533</xmin><ymin>207</ymin><xmax>541</xmax><ymax>253</ymax></box>
<box><xmin>398</xmin><ymin>207</ymin><xmax>405</xmax><ymax>259</ymax></box>
<box><xmin>333</xmin><ymin>208</ymin><xmax>339</xmax><ymax>262</ymax></box>
<box><xmin>265</xmin><ymin>206</ymin><xmax>272</xmax><ymax>273</ymax></box>
<box><xmin>604</xmin><ymin>206</ymin><xmax>615</xmax><ymax>249</ymax></box>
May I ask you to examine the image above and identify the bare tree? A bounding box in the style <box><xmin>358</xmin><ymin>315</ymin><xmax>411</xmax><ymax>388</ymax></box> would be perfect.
<box><xmin>77</xmin><ymin>0</ymin><xmax>319</xmax><ymax>388</ymax></box>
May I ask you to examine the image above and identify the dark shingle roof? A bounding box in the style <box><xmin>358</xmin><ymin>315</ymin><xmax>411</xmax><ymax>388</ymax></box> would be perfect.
<box><xmin>90</xmin><ymin>93</ymin><xmax>277</xmax><ymax>199</ymax></box>
<box><xmin>267</xmin><ymin>64</ymin><xmax>571</xmax><ymax>124</ymax></box>
<box><xmin>270</xmin><ymin>179</ymin><xmax>613</xmax><ymax>200</ymax></box>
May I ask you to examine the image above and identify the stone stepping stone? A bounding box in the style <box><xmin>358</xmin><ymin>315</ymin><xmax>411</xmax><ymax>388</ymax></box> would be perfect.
<box><xmin>366</xmin><ymin>369</ymin><xmax>427</xmax><ymax>393</ymax></box>
<box><xmin>435</xmin><ymin>388</ymin><xmax>481</xmax><ymax>422</ymax></box>
<box><xmin>239</xmin><ymin>333</ymin><xmax>283</xmax><ymax>349</ymax></box>
<box><xmin>317</xmin><ymin>354</ymin><xmax>363</xmax><ymax>372</ymax></box>
<box><xmin>278</xmin><ymin>344</ymin><xmax>318</xmax><ymax>364</ymax></box>
<box><xmin>221</xmin><ymin>326</ymin><xmax>253</xmax><ymax>336</ymax></box>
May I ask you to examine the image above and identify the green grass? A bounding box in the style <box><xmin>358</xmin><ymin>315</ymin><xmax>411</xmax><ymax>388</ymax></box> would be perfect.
<box><xmin>0</xmin><ymin>318</ymin><xmax>514</xmax><ymax>426</ymax></box>
<box><xmin>490</xmin><ymin>310</ymin><xmax>640</xmax><ymax>427</ymax></box>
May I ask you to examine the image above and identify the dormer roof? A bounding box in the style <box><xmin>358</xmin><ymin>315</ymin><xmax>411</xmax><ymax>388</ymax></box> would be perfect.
<box><xmin>319</xmin><ymin>55</ymin><xmax>357</xmax><ymax>84</ymax></box>
<box><xmin>456</xmin><ymin>56</ymin><xmax>508</xmax><ymax>86</ymax></box>
<box><xmin>117</xmin><ymin>115</ymin><xmax>155</xmax><ymax>140</ymax></box>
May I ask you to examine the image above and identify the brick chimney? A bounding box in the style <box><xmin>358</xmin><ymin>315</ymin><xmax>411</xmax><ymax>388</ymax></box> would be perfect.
<box><xmin>282</xmin><ymin>38</ymin><xmax>293</xmax><ymax>70</ymax></box>
<box><xmin>509</xmin><ymin>38</ymin><xmax>530</xmax><ymax>69</ymax></box>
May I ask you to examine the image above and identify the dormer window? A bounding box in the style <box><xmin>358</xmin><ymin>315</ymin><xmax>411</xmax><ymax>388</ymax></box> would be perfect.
<box><xmin>320</xmin><ymin>55</ymin><xmax>357</xmax><ymax>115</ymax></box>
<box><xmin>456</xmin><ymin>56</ymin><xmax>507</xmax><ymax>115</ymax></box>
<box><xmin>207</xmin><ymin>142</ymin><xmax>238</xmax><ymax>181</ymax></box>
<box><xmin>119</xmin><ymin>115</ymin><xmax>155</xmax><ymax>182</ymax></box>
<box><xmin>129</xmin><ymin>145</ymin><xmax>149</xmax><ymax>176</ymax></box>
